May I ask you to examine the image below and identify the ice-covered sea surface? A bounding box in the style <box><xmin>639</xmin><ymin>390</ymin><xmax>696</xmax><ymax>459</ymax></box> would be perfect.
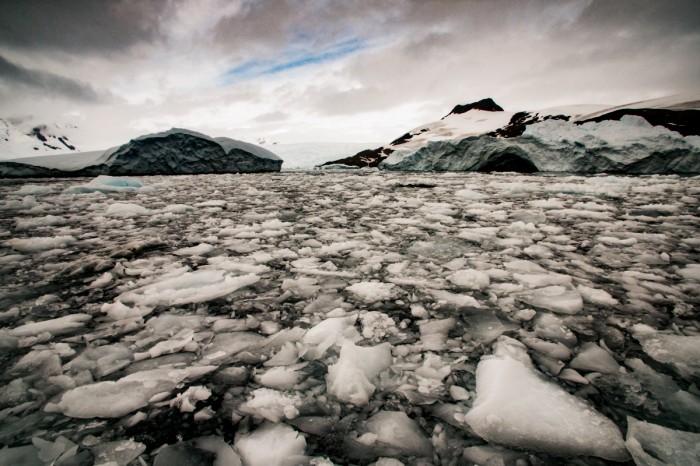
<box><xmin>1</xmin><ymin>171</ymin><xmax>699</xmax><ymax>465</ymax></box>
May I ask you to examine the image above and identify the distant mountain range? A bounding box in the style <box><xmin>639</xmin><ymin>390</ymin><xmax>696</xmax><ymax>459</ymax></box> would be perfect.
<box><xmin>0</xmin><ymin>119</ymin><xmax>81</xmax><ymax>160</ymax></box>
<box><xmin>1</xmin><ymin>94</ymin><xmax>698</xmax><ymax>176</ymax></box>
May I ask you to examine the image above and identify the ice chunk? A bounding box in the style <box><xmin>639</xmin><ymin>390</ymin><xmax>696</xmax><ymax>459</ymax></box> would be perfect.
<box><xmin>534</xmin><ymin>313</ymin><xmax>577</xmax><ymax>346</ymax></box>
<box><xmin>254</xmin><ymin>363</ymin><xmax>307</xmax><ymax>390</ymax></box>
<box><xmin>302</xmin><ymin>314</ymin><xmax>359</xmax><ymax>359</ymax></box>
<box><xmin>419</xmin><ymin>318</ymin><xmax>455</xmax><ymax>351</ymax></box>
<box><xmin>356</xmin><ymin>410</ymin><xmax>433</xmax><ymax>458</ymax></box>
<box><xmin>632</xmin><ymin>324</ymin><xmax>700</xmax><ymax>380</ymax></box>
<box><xmin>515</xmin><ymin>285</ymin><xmax>583</xmax><ymax>314</ymax></box>
<box><xmin>326</xmin><ymin>341</ymin><xmax>392</xmax><ymax>406</ymax></box>
<box><xmin>625</xmin><ymin>416</ymin><xmax>700</xmax><ymax>466</ymax></box>
<box><xmin>447</xmin><ymin>269</ymin><xmax>490</xmax><ymax>291</ymax></box>
<box><xmin>0</xmin><ymin>445</ymin><xmax>41</xmax><ymax>465</ymax></box>
<box><xmin>677</xmin><ymin>264</ymin><xmax>700</xmax><ymax>281</ymax></box>
<box><xmin>569</xmin><ymin>342</ymin><xmax>620</xmax><ymax>374</ymax></box>
<box><xmin>455</xmin><ymin>189</ymin><xmax>487</xmax><ymax>200</ymax></box>
<box><xmin>64</xmin><ymin>343</ymin><xmax>133</xmax><ymax>378</ymax></box>
<box><xmin>513</xmin><ymin>272</ymin><xmax>571</xmax><ymax>288</ymax></box>
<box><xmin>170</xmin><ymin>386</ymin><xmax>212</xmax><ymax>413</ymax></box>
<box><xmin>577</xmin><ymin>284</ymin><xmax>619</xmax><ymax>307</ymax></box>
<box><xmin>465</xmin><ymin>337</ymin><xmax>628</xmax><ymax>461</ymax></box>
<box><xmin>119</xmin><ymin>270</ymin><xmax>259</xmax><ymax>308</ymax></box>
<box><xmin>32</xmin><ymin>436</ymin><xmax>81</xmax><ymax>464</ymax></box>
<box><xmin>10</xmin><ymin>314</ymin><xmax>92</xmax><ymax>338</ymax></box>
<box><xmin>173</xmin><ymin>243</ymin><xmax>214</xmax><ymax>256</ymax></box>
<box><xmin>15</xmin><ymin>215</ymin><xmax>66</xmax><ymax>231</ymax></box>
<box><xmin>361</xmin><ymin>312</ymin><xmax>398</xmax><ymax>341</ymax></box>
<box><xmin>346</xmin><ymin>282</ymin><xmax>395</xmax><ymax>303</ymax></box>
<box><xmin>46</xmin><ymin>366</ymin><xmax>216</xmax><ymax>418</ymax></box>
<box><xmin>239</xmin><ymin>388</ymin><xmax>301</xmax><ymax>422</ymax></box>
<box><xmin>105</xmin><ymin>202</ymin><xmax>150</xmax><ymax>217</ymax></box>
<box><xmin>415</xmin><ymin>353</ymin><xmax>450</xmax><ymax>380</ymax></box>
<box><xmin>521</xmin><ymin>337</ymin><xmax>571</xmax><ymax>361</ymax></box>
<box><xmin>67</xmin><ymin>175</ymin><xmax>144</xmax><ymax>194</ymax></box>
<box><xmin>154</xmin><ymin>436</ymin><xmax>241</xmax><ymax>466</ymax></box>
<box><xmin>428</xmin><ymin>289</ymin><xmax>480</xmax><ymax>308</ymax></box>
<box><xmin>92</xmin><ymin>439</ymin><xmax>146</xmax><ymax>466</ymax></box>
<box><xmin>235</xmin><ymin>423</ymin><xmax>306</xmax><ymax>466</ymax></box>
<box><xmin>5</xmin><ymin>235</ymin><xmax>76</xmax><ymax>253</ymax></box>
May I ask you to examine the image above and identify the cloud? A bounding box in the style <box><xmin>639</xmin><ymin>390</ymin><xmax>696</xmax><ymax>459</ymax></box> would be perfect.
<box><xmin>0</xmin><ymin>55</ymin><xmax>107</xmax><ymax>102</ymax></box>
<box><xmin>0</xmin><ymin>0</ymin><xmax>175</xmax><ymax>54</ymax></box>
<box><xmin>0</xmin><ymin>0</ymin><xmax>697</xmax><ymax>149</ymax></box>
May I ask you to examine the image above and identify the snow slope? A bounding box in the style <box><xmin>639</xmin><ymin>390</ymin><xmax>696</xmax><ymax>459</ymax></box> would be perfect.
<box><xmin>0</xmin><ymin>119</ymin><xmax>81</xmax><ymax>160</ymax></box>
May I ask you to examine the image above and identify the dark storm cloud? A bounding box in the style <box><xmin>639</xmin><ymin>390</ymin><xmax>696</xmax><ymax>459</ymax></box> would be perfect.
<box><xmin>0</xmin><ymin>55</ymin><xmax>105</xmax><ymax>102</ymax></box>
<box><xmin>0</xmin><ymin>0</ymin><xmax>175</xmax><ymax>53</ymax></box>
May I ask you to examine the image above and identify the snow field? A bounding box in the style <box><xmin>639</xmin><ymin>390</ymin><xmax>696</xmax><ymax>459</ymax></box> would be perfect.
<box><xmin>0</xmin><ymin>171</ymin><xmax>699</xmax><ymax>465</ymax></box>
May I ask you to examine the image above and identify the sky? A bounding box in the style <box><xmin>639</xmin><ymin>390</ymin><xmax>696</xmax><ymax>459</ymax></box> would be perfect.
<box><xmin>0</xmin><ymin>0</ymin><xmax>698</xmax><ymax>150</ymax></box>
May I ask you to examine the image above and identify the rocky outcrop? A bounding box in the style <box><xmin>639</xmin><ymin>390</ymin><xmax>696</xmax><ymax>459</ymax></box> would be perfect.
<box><xmin>319</xmin><ymin>147</ymin><xmax>394</xmax><ymax>168</ymax></box>
<box><xmin>443</xmin><ymin>97</ymin><xmax>504</xmax><ymax>117</ymax></box>
<box><xmin>0</xmin><ymin>129</ymin><xmax>282</xmax><ymax>177</ymax></box>
<box><xmin>380</xmin><ymin>116</ymin><xmax>700</xmax><ymax>174</ymax></box>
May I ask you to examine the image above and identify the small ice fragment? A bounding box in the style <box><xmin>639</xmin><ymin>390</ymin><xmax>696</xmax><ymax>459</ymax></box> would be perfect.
<box><xmin>346</xmin><ymin>282</ymin><xmax>395</xmax><ymax>303</ymax></box>
<box><xmin>235</xmin><ymin>423</ymin><xmax>306</xmax><ymax>466</ymax></box>
<box><xmin>516</xmin><ymin>285</ymin><xmax>583</xmax><ymax>314</ymax></box>
<box><xmin>447</xmin><ymin>269</ymin><xmax>490</xmax><ymax>291</ymax></box>
<box><xmin>570</xmin><ymin>342</ymin><xmax>620</xmax><ymax>374</ymax></box>
<box><xmin>326</xmin><ymin>341</ymin><xmax>392</xmax><ymax>406</ymax></box>
<box><xmin>577</xmin><ymin>285</ymin><xmax>619</xmax><ymax>307</ymax></box>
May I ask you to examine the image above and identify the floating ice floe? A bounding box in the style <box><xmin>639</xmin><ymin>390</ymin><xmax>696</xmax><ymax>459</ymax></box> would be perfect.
<box><xmin>465</xmin><ymin>337</ymin><xmax>629</xmax><ymax>461</ymax></box>
<box><xmin>66</xmin><ymin>175</ymin><xmax>147</xmax><ymax>194</ymax></box>
<box><xmin>45</xmin><ymin>366</ymin><xmax>216</xmax><ymax>418</ymax></box>
<box><xmin>4</xmin><ymin>235</ymin><xmax>76</xmax><ymax>253</ymax></box>
<box><xmin>116</xmin><ymin>269</ymin><xmax>260</xmax><ymax>308</ymax></box>
<box><xmin>326</xmin><ymin>341</ymin><xmax>392</xmax><ymax>406</ymax></box>
<box><xmin>632</xmin><ymin>324</ymin><xmax>700</xmax><ymax>381</ymax></box>
<box><xmin>625</xmin><ymin>416</ymin><xmax>700</xmax><ymax>466</ymax></box>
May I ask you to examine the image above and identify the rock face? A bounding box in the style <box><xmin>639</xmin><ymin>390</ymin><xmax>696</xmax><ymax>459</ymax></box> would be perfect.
<box><xmin>0</xmin><ymin>129</ymin><xmax>282</xmax><ymax>177</ymax></box>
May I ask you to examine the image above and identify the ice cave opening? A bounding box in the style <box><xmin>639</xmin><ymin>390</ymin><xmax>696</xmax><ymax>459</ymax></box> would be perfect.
<box><xmin>478</xmin><ymin>153</ymin><xmax>539</xmax><ymax>173</ymax></box>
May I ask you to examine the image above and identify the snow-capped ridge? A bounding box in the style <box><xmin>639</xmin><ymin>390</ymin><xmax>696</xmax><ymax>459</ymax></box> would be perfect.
<box><xmin>0</xmin><ymin>119</ymin><xmax>82</xmax><ymax>161</ymax></box>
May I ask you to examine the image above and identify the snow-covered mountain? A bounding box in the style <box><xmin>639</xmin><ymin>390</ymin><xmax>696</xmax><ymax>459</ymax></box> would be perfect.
<box><xmin>0</xmin><ymin>119</ymin><xmax>81</xmax><ymax>160</ymax></box>
<box><xmin>324</xmin><ymin>95</ymin><xmax>700</xmax><ymax>174</ymax></box>
<box><xmin>0</xmin><ymin>129</ymin><xmax>282</xmax><ymax>177</ymax></box>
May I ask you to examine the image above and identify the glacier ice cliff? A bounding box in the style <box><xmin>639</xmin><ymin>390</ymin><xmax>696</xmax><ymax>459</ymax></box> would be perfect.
<box><xmin>380</xmin><ymin>116</ymin><xmax>700</xmax><ymax>174</ymax></box>
<box><xmin>0</xmin><ymin>129</ymin><xmax>282</xmax><ymax>177</ymax></box>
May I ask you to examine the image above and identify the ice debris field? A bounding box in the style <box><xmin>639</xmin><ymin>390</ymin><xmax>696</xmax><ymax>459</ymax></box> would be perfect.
<box><xmin>0</xmin><ymin>172</ymin><xmax>699</xmax><ymax>466</ymax></box>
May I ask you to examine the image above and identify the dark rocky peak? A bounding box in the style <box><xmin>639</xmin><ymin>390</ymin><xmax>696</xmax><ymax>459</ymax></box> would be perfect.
<box><xmin>443</xmin><ymin>98</ymin><xmax>504</xmax><ymax>118</ymax></box>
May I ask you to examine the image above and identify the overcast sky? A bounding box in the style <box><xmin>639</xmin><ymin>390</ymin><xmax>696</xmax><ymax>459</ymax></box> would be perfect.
<box><xmin>0</xmin><ymin>0</ymin><xmax>698</xmax><ymax>149</ymax></box>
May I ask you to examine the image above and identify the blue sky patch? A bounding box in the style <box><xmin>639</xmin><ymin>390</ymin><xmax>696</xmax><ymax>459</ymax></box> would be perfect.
<box><xmin>222</xmin><ymin>38</ymin><xmax>365</xmax><ymax>84</ymax></box>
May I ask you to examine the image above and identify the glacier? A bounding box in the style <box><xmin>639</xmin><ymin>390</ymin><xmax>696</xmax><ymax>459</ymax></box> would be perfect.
<box><xmin>381</xmin><ymin>115</ymin><xmax>700</xmax><ymax>173</ymax></box>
